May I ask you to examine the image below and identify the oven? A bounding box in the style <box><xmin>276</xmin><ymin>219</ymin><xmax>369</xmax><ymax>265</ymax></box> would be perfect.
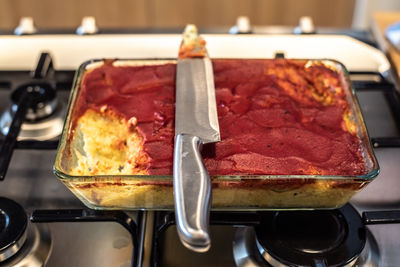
<box><xmin>0</xmin><ymin>24</ymin><xmax>399</xmax><ymax>267</ymax></box>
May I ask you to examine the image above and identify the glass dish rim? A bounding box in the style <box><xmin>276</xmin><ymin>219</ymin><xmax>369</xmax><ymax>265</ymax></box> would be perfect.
<box><xmin>53</xmin><ymin>57</ymin><xmax>380</xmax><ymax>183</ymax></box>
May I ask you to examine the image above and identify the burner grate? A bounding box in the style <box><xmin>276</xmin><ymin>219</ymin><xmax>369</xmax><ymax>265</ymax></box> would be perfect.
<box><xmin>0</xmin><ymin>52</ymin><xmax>61</xmax><ymax>180</ymax></box>
<box><xmin>0</xmin><ymin>51</ymin><xmax>399</xmax><ymax>266</ymax></box>
<box><xmin>30</xmin><ymin>209</ymin><xmax>142</xmax><ymax>267</ymax></box>
<box><xmin>351</xmin><ymin>71</ymin><xmax>400</xmax><ymax>148</ymax></box>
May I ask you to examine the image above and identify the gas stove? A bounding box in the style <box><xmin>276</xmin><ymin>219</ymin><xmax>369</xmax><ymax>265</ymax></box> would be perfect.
<box><xmin>0</xmin><ymin>28</ymin><xmax>399</xmax><ymax>267</ymax></box>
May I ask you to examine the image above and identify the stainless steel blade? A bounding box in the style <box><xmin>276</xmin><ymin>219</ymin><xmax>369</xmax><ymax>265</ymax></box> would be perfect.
<box><xmin>175</xmin><ymin>58</ymin><xmax>220</xmax><ymax>143</ymax></box>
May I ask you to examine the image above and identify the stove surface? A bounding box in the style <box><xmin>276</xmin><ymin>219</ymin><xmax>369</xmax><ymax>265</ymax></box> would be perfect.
<box><xmin>0</xmin><ymin>32</ymin><xmax>399</xmax><ymax>267</ymax></box>
<box><xmin>0</xmin><ymin>76</ymin><xmax>397</xmax><ymax>267</ymax></box>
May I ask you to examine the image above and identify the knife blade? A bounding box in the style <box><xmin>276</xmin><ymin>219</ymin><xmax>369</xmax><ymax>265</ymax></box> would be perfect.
<box><xmin>173</xmin><ymin>27</ymin><xmax>220</xmax><ymax>253</ymax></box>
<box><xmin>175</xmin><ymin>58</ymin><xmax>220</xmax><ymax>142</ymax></box>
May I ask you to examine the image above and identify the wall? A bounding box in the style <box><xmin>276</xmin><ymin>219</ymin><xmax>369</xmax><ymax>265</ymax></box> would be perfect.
<box><xmin>0</xmin><ymin>0</ymin><xmax>355</xmax><ymax>30</ymax></box>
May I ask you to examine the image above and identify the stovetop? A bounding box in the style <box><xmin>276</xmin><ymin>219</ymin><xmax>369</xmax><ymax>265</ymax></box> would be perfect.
<box><xmin>0</xmin><ymin>29</ymin><xmax>399</xmax><ymax>267</ymax></box>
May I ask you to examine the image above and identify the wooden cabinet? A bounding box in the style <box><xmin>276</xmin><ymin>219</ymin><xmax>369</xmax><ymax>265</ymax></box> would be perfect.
<box><xmin>0</xmin><ymin>0</ymin><xmax>355</xmax><ymax>29</ymax></box>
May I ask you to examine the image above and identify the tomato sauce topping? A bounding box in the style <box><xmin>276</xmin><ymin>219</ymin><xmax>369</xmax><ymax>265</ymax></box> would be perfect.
<box><xmin>77</xmin><ymin>59</ymin><xmax>365</xmax><ymax>176</ymax></box>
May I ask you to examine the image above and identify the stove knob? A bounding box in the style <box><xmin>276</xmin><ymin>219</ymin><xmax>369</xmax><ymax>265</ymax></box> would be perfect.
<box><xmin>230</xmin><ymin>16</ymin><xmax>252</xmax><ymax>34</ymax></box>
<box><xmin>14</xmin><ymin>17</ymin><xmax>37</xmax><ymax>35</ymax></box>
<box><xmin>294</xmin><ymin>16</ymin><xmax>316</xmax><ymax>34</ymax></box>
<box><xmin>76</xmin><ymin>16</ymin><xmax>98</xmax><ymax>35</ymax></box>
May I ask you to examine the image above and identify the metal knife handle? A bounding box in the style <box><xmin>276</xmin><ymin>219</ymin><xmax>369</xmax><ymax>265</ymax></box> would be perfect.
<box><xmin>173</xmin><ymin>133</ymin><xmax>211</xmax><ymax>252</ymax></box>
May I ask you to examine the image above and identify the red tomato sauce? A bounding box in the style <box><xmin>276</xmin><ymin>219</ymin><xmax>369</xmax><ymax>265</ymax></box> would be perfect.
<box><xmin>77</xmin><ymin>59</ymin><xmax>365</xmax><ymax>176</ymax></box>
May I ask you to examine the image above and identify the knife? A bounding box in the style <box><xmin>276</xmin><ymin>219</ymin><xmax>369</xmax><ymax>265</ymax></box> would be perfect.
<box><xmin>174</xmin><ymin>25</ymin><xmax>220</xmax><ymax>252</ymax></box>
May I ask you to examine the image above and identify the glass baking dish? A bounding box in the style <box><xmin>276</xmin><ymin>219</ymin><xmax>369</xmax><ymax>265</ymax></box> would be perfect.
<box><xmin>54</xmin><ymin>58</ymin><xmax>379</xmax><ymax>210</ymax></box>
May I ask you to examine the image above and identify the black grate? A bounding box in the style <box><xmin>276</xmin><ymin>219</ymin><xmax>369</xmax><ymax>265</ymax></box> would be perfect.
<box><xmin>0</xmin><ymin>53</ymin><xmax>399</xmax><ymax>266</ymax></box>
<box><xmin>351</xmin><ymin>72</ymin><xmax>400</xmax><ymax>148</ymax></box>
<box><xmin>30</xmin><ymin>209</ymin><xmax>142</xmax><ymax>267</ymax></box>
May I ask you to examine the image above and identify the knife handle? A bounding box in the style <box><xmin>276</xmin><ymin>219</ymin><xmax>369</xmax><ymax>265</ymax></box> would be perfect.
<box><xmin>173</xmin><ymin>133</ymin><xmax>211</xmax><ymax>252</ymax></box>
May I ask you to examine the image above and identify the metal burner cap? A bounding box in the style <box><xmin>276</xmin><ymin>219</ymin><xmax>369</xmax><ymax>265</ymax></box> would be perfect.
<box><xmin>255</xmin><ymin>205</ymin><xmax>366</xmax><ymax>267</ymax></box>
<box><xmin>11</xmin><ymin>83</ymin><xmax>57</xmax><ymax>122</ymax></box>
<box><xmin>0</xmin><ymin>197</ymin><xmax>28</xmax><ymax>262</ymax></box>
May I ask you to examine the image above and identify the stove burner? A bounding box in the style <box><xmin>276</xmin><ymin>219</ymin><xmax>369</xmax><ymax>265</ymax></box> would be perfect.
<box><xmin>0</xmin><ymin>198</ymin><xmax>52</xmax><ymax>266</ymax></box>
<box><xmin>233</xmin><ymin>205</ymin><xmax>380</xmax><ymax>267</ymax></box>
<box><xmin>0</xmin><ymin>83</ymin><xmax>65</xmax><ymax>141</ymax></box>
<box><xmin>11</xmin><ymin>83</ymin><xmax>57</xmax><ymax>122</ymax></box>
<box><xmin>0</xmin><ymin>52</ymin><xmax>64</xmax><ymax>141</ymax></box>
<box><xmin>257</xmin><ymin>205</ymin><xmax>365</xmax><ymax>266</ymax></box>
<box><xmin>0</xmin><ymin>197</ymin><xmax>27</xmax><ymax>262</ymax></box>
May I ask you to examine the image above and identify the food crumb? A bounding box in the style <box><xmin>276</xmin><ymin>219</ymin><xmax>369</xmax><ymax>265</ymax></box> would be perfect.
<box><xmin>100</xmin><ymin>105</ymin><xmax>108</xmax><ymax>113</ymax></box>
<box><xmin>128</xmin><ymin>117</ymin><xmax>138</xmax><ymax>128</ymax></box>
